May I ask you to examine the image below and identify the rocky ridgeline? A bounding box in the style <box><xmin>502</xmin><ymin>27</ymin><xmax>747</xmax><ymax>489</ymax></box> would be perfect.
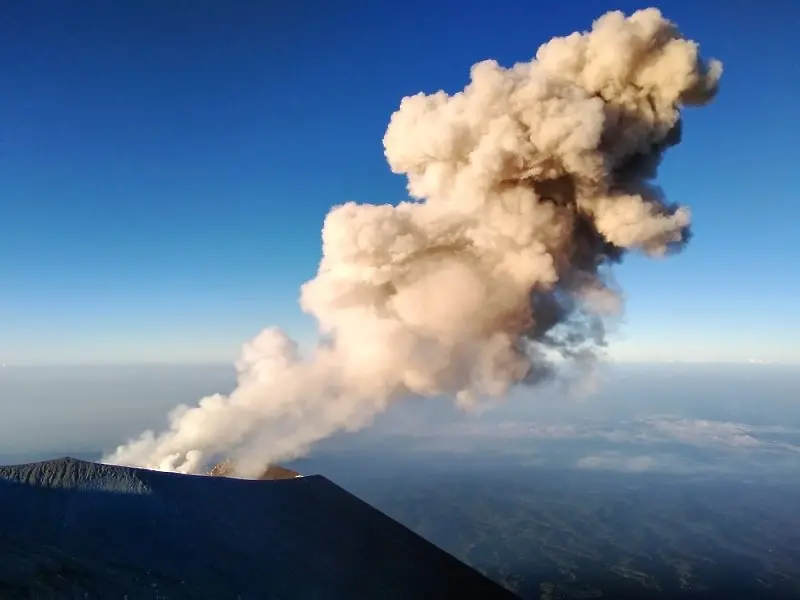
<box><xmin>208</xmin><ymin>459</ymin><xmax>301</xmax><ymax>480</ymax></box>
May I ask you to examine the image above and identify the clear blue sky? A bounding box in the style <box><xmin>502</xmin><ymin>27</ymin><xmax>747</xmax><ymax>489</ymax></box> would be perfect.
<box><xmin>2</xmin><ymin>0</ymin><xmax>797</xmax><ymax>365</ymax></box>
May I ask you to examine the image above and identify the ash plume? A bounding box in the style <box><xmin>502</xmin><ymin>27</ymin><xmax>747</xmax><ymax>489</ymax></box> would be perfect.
<box><xmin>106</xmin><ymin>8</ymin><xmax>722</xmax><ymax>477</ymax></box>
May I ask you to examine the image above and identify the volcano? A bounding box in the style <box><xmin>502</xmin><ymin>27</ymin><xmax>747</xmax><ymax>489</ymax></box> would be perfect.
<box><xmin>0</xmin><ymin>457</ymin><xmax>517</xmax><ymax>599</ymax></box>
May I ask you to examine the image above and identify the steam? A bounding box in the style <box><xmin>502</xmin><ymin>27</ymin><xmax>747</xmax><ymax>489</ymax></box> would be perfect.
<box><xmin>106</xmin><ymin>8</ymin><xmax>722</xmax><ymax>477</ymax></box>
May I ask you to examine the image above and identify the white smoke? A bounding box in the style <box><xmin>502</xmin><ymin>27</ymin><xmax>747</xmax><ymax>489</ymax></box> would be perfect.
<box><xmin>106</xmin><ymin>8</ymin><xmax>722</xmax><ymax>477</ymax></box>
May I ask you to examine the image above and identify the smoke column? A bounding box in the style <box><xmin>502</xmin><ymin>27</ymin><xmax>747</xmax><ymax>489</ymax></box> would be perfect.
<box><xmin>106</xmin><ymin>8</ymin><xmax>722</xmax><ymax>477</ymax></box>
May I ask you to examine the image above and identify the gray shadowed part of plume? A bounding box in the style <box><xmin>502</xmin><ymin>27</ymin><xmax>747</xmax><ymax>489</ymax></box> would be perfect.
<box><xmin>105</xmin><ymin>8</ymin><xmax>722</xmax><ymax>477</ymax></box>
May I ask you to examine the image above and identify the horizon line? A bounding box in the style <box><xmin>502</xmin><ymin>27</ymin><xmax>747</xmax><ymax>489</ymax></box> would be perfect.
<box><xmin>0</xmin><ymin>359</ymin><xmax>795</xmax><ymax>368</ymax></box>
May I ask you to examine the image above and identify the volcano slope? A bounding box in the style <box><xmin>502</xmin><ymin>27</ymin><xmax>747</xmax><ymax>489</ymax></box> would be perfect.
<box><xmin>0</xmin><ymin>457</ymin><xmax>518</xmax><ymax>599</ymax></box>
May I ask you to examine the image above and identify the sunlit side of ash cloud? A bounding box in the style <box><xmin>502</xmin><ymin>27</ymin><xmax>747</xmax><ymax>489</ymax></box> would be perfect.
<box><xmin>106</xmin><ymin>8</ymin><xmax>722</xmax><ymax>477</ymax></box>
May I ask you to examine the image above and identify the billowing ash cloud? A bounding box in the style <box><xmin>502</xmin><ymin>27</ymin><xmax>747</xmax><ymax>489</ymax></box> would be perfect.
<box><xmin>106</xmin><ymin>8</ymin><xmax>722</xmax><ymax>477</ymax></box>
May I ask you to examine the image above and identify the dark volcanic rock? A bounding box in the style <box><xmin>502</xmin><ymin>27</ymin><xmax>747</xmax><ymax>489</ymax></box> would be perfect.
<box><xmin>0</xmin><ymin>457</ymin><xmax>518</xmax><ymax>600</ymax></box>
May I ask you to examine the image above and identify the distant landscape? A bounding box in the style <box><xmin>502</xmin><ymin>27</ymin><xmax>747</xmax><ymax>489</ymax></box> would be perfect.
<box><xmin>2</xmin><ymin>362</ymin><xmax>799</xmax><ymax>598</ymax></box>
<box><xmin>293</xmin><ymin>453</ymin><xmax>800</xmax><ymax>599</ymax></box>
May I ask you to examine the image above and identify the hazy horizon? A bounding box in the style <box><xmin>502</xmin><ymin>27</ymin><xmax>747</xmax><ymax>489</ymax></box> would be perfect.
<box><xmin>2</xmin><ymin>362</ymin><xmax>798</xmax><ymax>481</ymax></box>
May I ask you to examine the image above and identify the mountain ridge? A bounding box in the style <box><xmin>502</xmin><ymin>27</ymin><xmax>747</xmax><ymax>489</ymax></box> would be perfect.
<box><xmin>208</xmin><ymin>459</ymin><xmax>301</xmax><ymax>480</ymax></box>
<box><xmin>0</xmin><ymin>456</ymin><xmax>518</xmax><ymax>599</ymax></box>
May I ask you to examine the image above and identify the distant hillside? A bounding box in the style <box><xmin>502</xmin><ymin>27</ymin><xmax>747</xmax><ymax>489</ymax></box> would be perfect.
<box><xmin>0</xmin><ymin>457</ymin><xmax>518</xmax><ymax>599</ymax></box>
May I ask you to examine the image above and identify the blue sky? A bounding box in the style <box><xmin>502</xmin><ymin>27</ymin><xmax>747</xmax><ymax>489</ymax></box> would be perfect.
<box><xmin>1</xmin><ymin>0</ymin><xmax>797</xmax><ymax>365</ymax></box>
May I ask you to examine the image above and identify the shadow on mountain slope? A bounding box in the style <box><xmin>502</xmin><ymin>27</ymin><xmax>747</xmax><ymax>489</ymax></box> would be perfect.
<box><xmin>0</xmin><ymin>457</ymin><xmax>518</xmax><ymax>600</ymax></box>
